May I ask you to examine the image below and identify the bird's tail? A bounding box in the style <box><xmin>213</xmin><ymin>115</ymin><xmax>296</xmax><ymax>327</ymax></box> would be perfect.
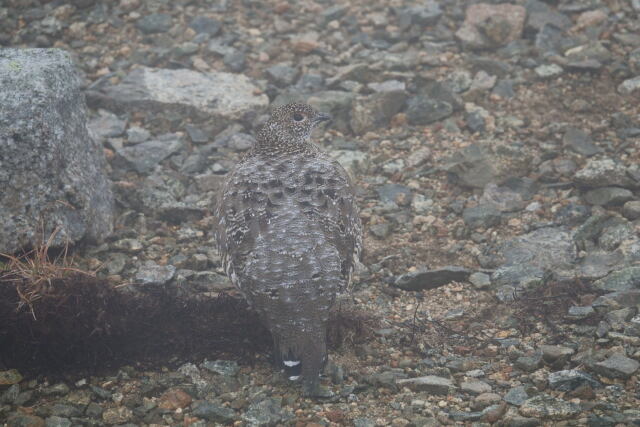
<box><xmin>273</xmin><ymin>330</ymin><xmax>327</xmax><ymax>395</ymax></box>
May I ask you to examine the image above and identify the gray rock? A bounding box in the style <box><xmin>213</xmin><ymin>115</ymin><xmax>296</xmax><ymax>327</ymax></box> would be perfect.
<box><xmin>226</xmin><ymin>133</ymin><xmax>255</xmax><ymax>152</ymax></box>
<box><xmin>461</xmin><ymin>380</ymin><xmax>492</xmax><ymax>395</ymax></box>
<box><xmin>463</xmin><ymin>205</ymin><xmax>501</xmax><ymax>228</ymax></box>
<box><xmin>6</xmin><ymin>415</ymin><xmax>46</xmax><ymax>427</ymax></box>
<box><xmin>622</xmin><ymin>201</ymin><xmax>640</xmax><ymax>220</ymax></box>
<box><xmin>397</xmin><ymin>2</ymin><xmax>442</xmax><ymax>29</ymax></box>
<box><xmin>185</xmin><ymin>124</ymin><xmax>209</xmax><ymax>144</ymax></box>
<box><xmin>350</xmin><ymin>90</ymin><xmax>407</xmax><ymax>135</ymax></box>
<box><xmin>583</xmin><ymin>187</ymin><xmax>634</xmax><ymax>206</ymax></box>
<box><xmin>192</xmin><ymin>401</ymin><xmax>236</xmax><ymax>423</ymax></box>
<box><xmin>504</xmin><ymin>386</ymin><xmax>529</xmax><ymax>406</ymax></box>
<box><xmin>135</xmin><ymin>261</ymin><xmax>176</xmax><ymax>286</ymax></box>
<box><xmin>265</xmin><ymin>63</ymin><xmax>299</xmax><ymax>87</ymax></box>
<box><xmin>563</xmin><ymin>127</ymin><xmax>601</xmax><ymax>157</ymax></box>
<box><xmin>189</xmin><ymin>16</ymin><xmax>221</xmax><ymax>35</ymax></box>
<box><xmin>535</xmin><ymin>64</ymin><xmax>564</xmax><ymax>79</ymax></box>
<box><xmin>406</xmin><ymin>95</ymin><xmax>453</xmax><ymax>125</ymax></box>
<box><xmin>592</xmin><ymin>353</ymin><xmax>639</xmax><ymax>379</ymax></box>
<box><xmin>45</xmin><ymin>416</ymin><xmax>71</xmax><ymax>427</ymax></box>
<box><xmin>515</xmin><ymin>352</ymin><xmax>543</xmax><ymax>372</ymax></box>
<box><xmin>519</xmin><ymin>394</ymin><xmax>581</xmax><ymax>420</ymax></box>
<box><xmin>321</xmin><ymin>4</ymin><xmax>349</xmax><ymax>23</ymax></box>
<box><xmin>456</xmin><ymin>3</ymin><xmax>527</xmax><ymax>49</ymax></box>
<box><xmin>88</xmin><ymin>110</ymin><xmax>126</xmax><ymax>140</ymax></box>
<box><xmin>0</xmin><ymin>48</ymin><xmax>114</xmax><ymax>253</ymax></box>
<box><xmin>575</xmin><ymin>158</ymin><xmax>637</xmax><ymax>188</ymax></box>
<box><xmin>307</xmin><ymin>90</ymin><xmax>355</xmax><ymax>133</ymax></box>
<box><xmin>441</xmin><ymin>145</ymin><xmax>499</xmax><ymax>189</ymax></box>
<box><xmin>91</xmin><ymin>67</ymin><xmax>268</xmax><ymax>127</ymax></box>
<box><xmin>126</xmin><ymin>126</ymin><xmax>151</xmax><ymax>144</ymax></box>
<box><xmin>376</xmin><ymin>184</ymin><xmax>412</xmax><ymax>204</ymax></box>
<box><xmin>492</xmin><ymin>227</ymin><xmax>576</xmax><ymax>276</ymax></box>
<box><xmin>369</xmin><ymin>223</ymin><xmax>391</xmax><ymax>239</ymax></box>
<box><xmin>618</xmin><ymin>76</ymin><xmax>640</xmax><ymax>95</ymax></box>
<box><xmin>136</xmin><ymin>13</ymin><xmax>172</xmax><ymax>34</ymax></box>
<box><xmin>201</xmin><ymin>360</ymin><xmax>239</xmax><ymax>376</ymax></box>
<box><xmin>242</xmin><ymin>398</ymin><xmax>293</xmax><ymax>426</ymax></box>
<box><xmin>525</xmin><ymin>0</ymin><xmax>572</xmax><ymax>32</ymax></box>
<box><xmin>394</xmin><ymin>266</ymin><xmax>472</xmax><ymax>291</ymax></box>
<box><xmin>113</xmin><ymin>133</ymin><xmax>184</xmax><ymax>174</ymax></box>
<box><xmin>396</xmin><ymin>375</ymin><xmax>455</xmax><ymax>395</ymax></box>
<box><xmin>469</xmin><ymin>272</ymin><xmax>491</xmax><ymax>289</ymax></box>
<box><xmin>592</xmin><ymin>267</ymin><xmax>640</xmax><ymax>292</ymax></box>
<box><xmin>567</xmin><ymin>305</ymin><xmax>595</xmax><ymax>320</ymax></box>
<box><xmin>548</xmin><ymin>369</ymin><xmax>601</xmax><ymax>391</ymax></box>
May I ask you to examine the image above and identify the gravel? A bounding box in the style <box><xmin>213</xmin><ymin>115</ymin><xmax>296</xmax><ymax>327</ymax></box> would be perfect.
<box><xmin>2</xmin><ymin>0</ymin><xmax>640</xmax><ymax>424</ymax></box>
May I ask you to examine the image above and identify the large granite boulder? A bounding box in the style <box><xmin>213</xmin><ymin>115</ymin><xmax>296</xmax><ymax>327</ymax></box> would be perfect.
<box><xmin>0</xmin><ymin>48</ymin><xmax>114</xmax><ymax>253</ymax></box>
<box><xmin>86</xmin><ymin>66</ymin><xmax>269</xmax><ymax>132</ymax></box>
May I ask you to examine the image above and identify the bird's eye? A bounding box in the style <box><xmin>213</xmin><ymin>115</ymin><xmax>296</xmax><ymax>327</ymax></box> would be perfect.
<box><xmin>293</xmin><ymin>113</ymin><xmax>305</xmax><ymax>122</ymax></box>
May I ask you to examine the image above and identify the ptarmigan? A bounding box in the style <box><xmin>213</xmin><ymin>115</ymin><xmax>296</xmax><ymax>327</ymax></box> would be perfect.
<box><xmin>215</xmin><ymin>103</ymin><xmax>362</xmax><ymax>396</ymax></box>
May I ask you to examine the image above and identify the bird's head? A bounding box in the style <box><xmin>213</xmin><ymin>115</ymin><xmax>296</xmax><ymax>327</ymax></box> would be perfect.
<box><xmin>257</xmin><ymin>103</ymin><xmax>331</xmax><ymax>150</ymax></box>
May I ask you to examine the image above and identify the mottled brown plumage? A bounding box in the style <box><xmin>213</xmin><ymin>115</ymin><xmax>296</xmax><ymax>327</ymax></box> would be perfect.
<box><xmin>214</xmin><ymin>103</ymin><xmax>362</xmax><ymax>395</ymax></box>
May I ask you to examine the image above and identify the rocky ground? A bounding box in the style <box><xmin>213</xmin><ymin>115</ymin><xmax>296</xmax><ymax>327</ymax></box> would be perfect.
<box><xmin>2</xmin><ymin>0</ymin><xmax>640</xmax><ymax>425</ymax></box>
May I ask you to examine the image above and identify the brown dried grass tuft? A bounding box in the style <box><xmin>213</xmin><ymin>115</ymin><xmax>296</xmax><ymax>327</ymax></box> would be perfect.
<box><xmin>0</xmin><ymin>227</ymin><xmax>96</xmax><ymax>320</ymax></box>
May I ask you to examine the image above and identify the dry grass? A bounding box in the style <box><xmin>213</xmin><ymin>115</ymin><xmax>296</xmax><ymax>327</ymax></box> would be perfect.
<box><xmin>0</xmin><ymin>227</ymin><xmax>96</xmax><ymax>319</ymax></box>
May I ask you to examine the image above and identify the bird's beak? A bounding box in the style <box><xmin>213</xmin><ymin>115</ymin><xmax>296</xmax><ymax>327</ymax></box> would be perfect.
<box><xmin>313</xmin><ymin>112</ymin><xmax>332</xmax><ymax>125</ymax></box>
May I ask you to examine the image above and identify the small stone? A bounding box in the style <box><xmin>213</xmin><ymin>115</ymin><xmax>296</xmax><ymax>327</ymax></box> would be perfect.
<box><xmin>504</xmin><ymin>386</ymin><xmax>529</xmax><ymax>406</ymax></box>
<box><xmin>592</xmin><ymin>267</ymin><xmax>640</xmax><ymax>292</ymax></box>
<box><xmin>88</xmin><ymin>110</ymin><xmax>126</xmax><ymax>140</ymax></box>
<box><xmin>456</xmin><ymin>3</ymin><xmax>527</xmax><ymax>49</ymax></box>
<box><xmin>534</xmin><ymin>64</ymin><xmax>563</xmax><ymax>79</ymax></box>
<box><xmin>618</xmin><ymin>76</ymin><xmax>640</xmax><ymax>95</ymax></box>
<box><xmin>102</xmin><ymin>407</ymin><xmax>132</xmax><ymax>425</ymax></box>
<box><xmin>265</xmin><ymin>63</ymin><xmax>299</xmax><ymax>87</ymax></box>
<box><xmin>135</xmin><ymin>261</ymin><xmax>176</xmax><ymax>286</ymax></box>
<box><xmin>113</xmin><ymin>134</ymin><xmax>184</xmax><ymax>174</ymax></box>
<box><xmin>44</xmin><ymin>417</ymin><xmax>71</xmax><ymax>427</ymax></box>
<box><xmin>469</xmin><ymin>272</ymin><xmax>491</xmax><ymax>289</ymax></box>
<box><xmin>575</xmin><ymin>158</ymin><xmax>635</xmax><ymax>188</ymax></box>
<box><xmin>226</xmin><ymin>133</ymin><xmax>255</xmax><ymax>152</ymax></box>
<box><xmin>461</xmin><ymin>380</ymin><xmax>492</xmax><ymax>395</ymax></box>
<box><xmin>0</xmin><ymin>370</ymin><xmax>23</xmax><ymax>385</ymax></box>
<box><xmin>406</xmin><ymin>95</ymin><xmax>453</xmax><ymax>125</ymax></box>
<box><xmin>622</xmin><ymin>201</ymin><xmax>640</xmax><ymax>220</ymax></box>
<box><xmin>540</xmin><ymin>344</ymin><xmax>575</xmax><ymax>364</ymax></box>
<box><xmin>242</xmin><ymin>398</ymin><xmax>293</xmax><ymax>426</ymax></box>
<box><xmin>201</xmin><ymin>360</ymin><xmax>239</xmax><ymax>376</ymax></box>
<box><xmin>519</xmin><ymin>394</ymin><xmax>581</xmax><ymax>420</ymax></box>
<box><xmin>396</xmin><ymin>375</ymin><xmax>456</xmax><ymax>395</ymax></box>
<box><xmin>126</xmin><ymin>126</ymin><xmax>150</xmax><ymax>144</ymax></box>
<box><xmin>158</xmin><ymin>388</ymin><xmax>192</xmax><ymax>410</ymax></box>
<box><xmin>583</xmin><ymin>187</ymin><xmax>634</xmax><ymax>206</ymax></box>
<box><xmin>192</xmin><ymin>401</ymin><xmax>237</xmax><ymax>423</ymax></box>
<box><xmin>185</xmin><ymin>124</ymin><xmax>209</xmax><ymax>144</ymax></box>
<box><xmin>189</xmin><ymin>16</ymin><xmax>221</xmax><ymax>35</ymax></box>
<box><xmin>567</xmin><ymin>305</ymin><xmax>595</xmax><ymax>320</ymax></box>
<box><xmin>515</xmin><ymin>352</ymin><xmax>543</xmax><ymax>372</ymax></box>
<box><xmin>592</xmin><ymin>353</ymin><xmax>639</xmax><ymax>379</ymax></box>
<box><xmin>563</xmin><ymin>128</ymin><xmax>601</xmax><ymax>157</ymax></box>
<box><xmin>6</xmin><ymin>415</ymin><xmax>45</xmax><ymax>427</ymax></box>
<box><xmin>394</xmin><ymin>267</ymin><xmax>472</xmax><ymax>291</ymax></box>
<box><xmin>463</xmin><ymin>205</ymin><xmax>501</xmax><ymax>228</ymax></box>
<box><xmin>548</xmin><ymin>369</ymin><xmax>601</xmax><ymax>391</ymax></box>
<box><xmin>136</xmin><ymin>13</ymin><xmax>172</xmax><ymax>34</ymax></box>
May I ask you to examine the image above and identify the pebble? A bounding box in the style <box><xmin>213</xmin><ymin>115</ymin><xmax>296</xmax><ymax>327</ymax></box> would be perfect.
<box><xmin>617</xmin><ymin>76</ymin><xmax>640</xmax><ymax>95</ymax></box>
<box><xmin>396</xmin><ymin>375</ymin><xmax>456</xmax><ymax>395</ymax></box>
<box><xmin>592</xmin><ymin>353</ymin><xmax>640</xmax><ymax>379</ymax></box>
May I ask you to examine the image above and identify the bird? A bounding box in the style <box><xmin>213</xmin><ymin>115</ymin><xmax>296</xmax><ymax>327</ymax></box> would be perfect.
<box><xmin>214</xmin><ymin>103</ymin><xmax>362</xmax><ymax>396</ymax></box>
